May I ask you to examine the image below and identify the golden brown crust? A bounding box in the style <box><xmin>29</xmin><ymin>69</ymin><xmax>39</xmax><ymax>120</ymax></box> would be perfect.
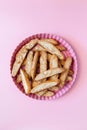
<box><xmin>25</xmin><ymin>51</ymin><xmax>33</xmax><ymax>77</ymax></box>
<box><xmin>22</xmin><ymin>58</ymin><xmax>27</xmax><ymax>66</ymax></box>
<box><xmin>20</xmin><ymin>69</ymin><xmax>31</xmax><ymax>94</ymax></box>
<box><xmin>47</xmin><ymin>53</ymin><xmax>52</xmax><ymax>62</ymax></box>
<box><xmin>66</xmin><ymin>76</ymin><xmax>73</xmax><ymax>82</ymax></box>
<box><xmin>43</xmin><ymin>91</ymin><xmax>54</xmax><ymax>97</ymax></box>
<box><xmin>64</xmin><ymin>57</ymin><xmax>72</xmax><ymax>69</ymax></box>
<box><xmin>32</xmin><ymin>81</ymin><xmax>41</xmax><ymax>88</ymax></box>
<box><xmin>60</xmin><ymin>60</ymin><xmax>65</xmax><ymax>66</ymax></box>
<box><xmin>36</xmin><ymin>90</ymin><xmax>47</xmax><ymax>96</ymax></box>
<box><xmin>48</xmin><ymin>86</ymin><xmax>59</xmax><ymax>92</ymax></box>
<box><xmin>16</xmin><ymin>73</ymin><xmax>22</xmax><ymax>83</ymax></box>
<box><xmin>56</xmin><ymin>45</ymin><xmax>66</xmax><ymax>51</ymax></box>
<box><xmin>60</xmin><ymin>57</ymin><xmax>72</xmax><ymax>87</ymax></box>
<box><xmin>31</xmin><ymin>51</ymin><xmax>39</xmax><ymax>79</ymax></box>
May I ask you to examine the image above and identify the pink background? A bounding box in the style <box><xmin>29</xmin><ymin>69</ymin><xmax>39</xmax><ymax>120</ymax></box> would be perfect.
<box><xmin>0</xmin><ymin>0</ymin><xmax>87</xmax><ymax>130</ymax></box>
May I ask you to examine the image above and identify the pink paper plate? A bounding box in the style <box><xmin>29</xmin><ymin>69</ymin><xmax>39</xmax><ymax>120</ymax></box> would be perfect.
<box><xmin>10</xmin><ymin>33</ymin><xmax>78</xmax><ymax>100</ymax></box>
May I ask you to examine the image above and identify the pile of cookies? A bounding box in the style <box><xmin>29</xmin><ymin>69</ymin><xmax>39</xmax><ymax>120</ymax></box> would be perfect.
<box><xmin>11</xmin><ymin>38</ymin><xmax>74</xmax><ymax>97</ymax></box>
